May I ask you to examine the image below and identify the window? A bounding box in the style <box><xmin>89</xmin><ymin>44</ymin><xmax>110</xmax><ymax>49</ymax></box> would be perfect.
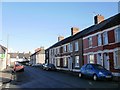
<box><xmin>103</xmin><ymin>31</ymin><xmax>108</xmax><ymax>45</ymax></box>
<box><xmin>57</xmin><ymin>58</ymin><xmax>60</xmax><ymax>66</ymax></box>
<box><xmin>70</xmin><ymin>43</ymin><xmax>73</xmax><ymax>52</ymax></box>
<box><xmin>75</xmin><ymin>56</ymin><xmax>79</xmax><ymax>67</ymax></box>
<box><xmin>63</xmin><ymin>57</ymin><xmax>67</xmax><ymax>67</ymax></box>
<box><xmin>114</xmin><ymin>51</ymin><xmax>120</xmax><ymax>69</ymax></box>
<box><xmin>63</xmin><ymin>45</ymin><xmax>67</xmax><ymax>52</ymax></box>
<box><xmin>98</xmin><ymin>34</ymin><xmax>102</xmax><ymax>46</ymax></box>
<box><xmin>88</xmin><ymin>37</ymin><xmax>92</xmax><ymax>47</ymax></box>
<box><xmin>75</xmin><ymin>41</ymin><xmax>79</xmax><ymax>51</ymax></box>
<box><xmin>88</xmin><ymin>54</ymin><xmax>94</xmax><ymax>63</ymax></box>
<box><xmin>115</xmin><ymin>27</ymin><xmax>120</xmax><ymax>43</ymax></box>
<box><xmin>68</xmin><ymin>43</ymin><xmax>71</xmax><ymax>52</ymax></box>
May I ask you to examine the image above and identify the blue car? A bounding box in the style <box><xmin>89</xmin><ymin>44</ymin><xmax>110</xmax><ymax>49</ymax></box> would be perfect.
<box><xmin>79</xmin><ymin>64</ymin><xmax>113</xmax><ymax>81</ymax></box>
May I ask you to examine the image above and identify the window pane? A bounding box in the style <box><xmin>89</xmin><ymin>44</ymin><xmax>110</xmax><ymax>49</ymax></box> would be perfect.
<box><xmin>98</xmin><ymin>34</ymin><xmax>102</xmax><ymax>46</ymax></box>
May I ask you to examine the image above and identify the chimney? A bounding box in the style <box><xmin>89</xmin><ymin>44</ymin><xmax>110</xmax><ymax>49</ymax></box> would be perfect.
<box><xmin>71</xmin><ymin>27</ymin><xmax>79</xmax><ymax>36</ymax></box>
<box><xmin>35</xmin><ymin>48</ymin><xmax>40</xmax><ymax>52</ymax></box>
<box><xmin>58</xmin><ymin>36</ymin><xmax>64</xmax><ymax>42</ymax></box>
<box><xmin>94</xmin><ymin>14</ymin><xmax>104</xmax><ymax>24</ymax></box>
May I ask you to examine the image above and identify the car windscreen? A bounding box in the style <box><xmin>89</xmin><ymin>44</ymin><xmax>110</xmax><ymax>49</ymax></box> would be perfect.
<box><xmin>93</xmin><ymin>65</ymin><xmax>105</xmax><ymax>70</ymax></box>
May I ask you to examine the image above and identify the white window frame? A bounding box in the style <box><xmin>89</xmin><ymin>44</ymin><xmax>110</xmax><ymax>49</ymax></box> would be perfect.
<box><xmin>115</xmin><ymin>27</ymin><xmax>120</xmax><ymax>43</ymax></box>
<box><xmin>75</xmin><ymin>56</ymin><xmax>79</xmax><ymax>67</ymax></box>
<box><xmin>70</xmin><ymin>43</ymin><xmax>73</xmax><ymax>52</ymax></box>
<box><xmin>63</xmin><ymin>45</ymin><xmax>67</xmax><ymax>52</ymax></box>
<box><xmin>75</xmin><ymin>41</ymin><xmax>79</xmax><ymax>51</ymax></box>
<box><xmin>98</xmin><ymin>34</ymin><xmax>102</xmax><ymax>46</ymax></box>
<box><xmin>63</xmin><ymin>57</ymin><xmax>67</xmax><ymax>67</ymax></box>
<box><xmin>57</xmin><ymin>58</ymin><xmax>60</xmax><ymax>66</ymax></box>
<box><xmin>114</xmin><ymin>50</ymin><xmax>120</xmax><ymax>69</ymax></box>
<box><xmin>103</xmin><ymin>31</ymin><xmax>108</xmax><ymax>45</ymax></box>
<box><xmin>68</xmin><ymin>43</ymin><xmax>71</xmax><ymax>52</ymax></box>
<box><xmin>88</xmin><ymin>37</ymin><xmax>92</xmax><ymax>48</ymax></box>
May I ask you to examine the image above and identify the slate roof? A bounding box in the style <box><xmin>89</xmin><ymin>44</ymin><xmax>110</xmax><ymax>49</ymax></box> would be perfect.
<box><xmin>0</xmin><ymin>45</ymin><xmax>7</xmax><ymax>54</ymax></box>
<box><xmin>47</xmin><ymin>13</ymin><xmax>120</xmax><ymax>50</ymax></box>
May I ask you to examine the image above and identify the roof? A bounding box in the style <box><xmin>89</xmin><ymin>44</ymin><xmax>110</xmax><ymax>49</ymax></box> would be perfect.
<box><xmin>47</xmin><ymin>13</ymin><xmax>120</xmax><ymax>50</ymax></box>
<box><xmin>0</xmin><ymin>45</ymin><xmax>7</xmax><ymax>54</ymax></box>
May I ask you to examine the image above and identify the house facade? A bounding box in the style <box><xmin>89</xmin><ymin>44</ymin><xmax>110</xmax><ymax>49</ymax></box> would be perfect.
<box><xmin>0</xmin><ymin>45</ymin><xmax>7</xmax><ymax>70</ymax></box>
<box><xmin>47</xmin><ymin>27</ymin><xmax>83</xmax><ymax>72</ymax></box>
<box><xmin>83</xmin><ymin>14</ymin><xmax>120</xmax><ymax>76</ymax></box>
<box><xmin>30</xmin><ymin>47</ymin><xmax>45</xmax><ymax>65</ymax></box>
<box><xmin>46</xmin><ymin>13</ymin><xmax>120</xmax><ymax>76</ymax></box>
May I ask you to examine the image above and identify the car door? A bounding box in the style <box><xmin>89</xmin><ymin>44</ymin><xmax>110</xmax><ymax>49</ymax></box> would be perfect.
<box><xmin>85</xmin><ymin>65</ymin><xmax>94</xmax><ymax>77</ymax></box>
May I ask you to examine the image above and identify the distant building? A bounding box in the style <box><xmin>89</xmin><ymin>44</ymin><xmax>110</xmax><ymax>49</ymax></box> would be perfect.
<box><xmin>8</xmin><ymin>52</ymin><xmax>31</xmax><ymax>66</ymax></box>
<box><xmin>0</xmin><ymin>45</ymin><xmax>7</xmax><ymax>70</ymax></box>
<box><xmin>30</xmin><ymin>47</ymin><xmax>45</xmax><ymax>65</ymax></box>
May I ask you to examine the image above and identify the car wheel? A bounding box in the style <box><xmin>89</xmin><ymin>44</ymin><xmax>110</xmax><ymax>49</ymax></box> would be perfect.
<box><xmin>93</xmin><ymin>74</ymin><xmax>97</xmax><ymax>81</ymax></box>
<box><xmin>79</xmin><ymin>73</ymin><xmax>82</xmax><ymax>78</ymax></box>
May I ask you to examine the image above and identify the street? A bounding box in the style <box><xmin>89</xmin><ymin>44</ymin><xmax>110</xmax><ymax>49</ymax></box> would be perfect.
<box><xmin>3</xmin><ymin>66</ymin><xmax>119</xmax><ymax>89</ymax></box>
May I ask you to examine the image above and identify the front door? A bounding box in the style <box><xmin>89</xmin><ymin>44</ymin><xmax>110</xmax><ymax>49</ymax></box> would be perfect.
<box><xmin>103</xmin><ymin>53</ymin><xmax>109</xmax><ymax>70</ymax></box>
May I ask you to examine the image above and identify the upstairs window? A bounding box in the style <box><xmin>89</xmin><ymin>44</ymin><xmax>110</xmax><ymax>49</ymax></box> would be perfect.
<box><xmin>115</xmin><ymin>27</ymin><xmax>120</xmax><ymax>43</ymax></box>
<box><xmin>103</xmin><ymin>31</ymin><xmax>108</xmax><ymax>45</ymax></box>
<box><xmin>98</xmin><ymin>34</ymin><xmax>102</xmax><ymax>46</ymax></box>
<box><xmin>88</xmin><ymin>37</ymin><xmax>92</xmax><ymax>48</ymax></box>
<box><xmin>63</xmin><ymin>45</ymin><xmax>67</xmax><ymax>52</ymax></box>
<box><xmin>68</xmin><ymin>43</ymin><xmax>71</xmax><ymax>52</ymax></box>
<box><xmin>70</xmin><ymin>43</ymin><xmax>73</xmax><ymax>52</ymax></box>
<box><xmin>75</xmin><ymin>41</ymin><xmax>79</xmax><ymax>51</ymax></box>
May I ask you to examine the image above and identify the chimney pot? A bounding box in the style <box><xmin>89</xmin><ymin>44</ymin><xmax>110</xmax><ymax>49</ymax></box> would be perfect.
<box><xmin>58</xmin><ymin>36</ymin><xmax>64</xmax><ymax>42</ymax></box>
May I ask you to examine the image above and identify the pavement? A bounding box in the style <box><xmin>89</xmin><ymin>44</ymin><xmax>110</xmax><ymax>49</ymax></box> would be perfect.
<box><xmin>0</xmin><ymin>67</ymin><xmax>13</xmax><ymax>85</ymax></box>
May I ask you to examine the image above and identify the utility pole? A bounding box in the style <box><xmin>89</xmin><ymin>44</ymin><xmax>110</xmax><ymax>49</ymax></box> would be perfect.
<box><xmin>6</xmin><ymin>34</ymin><xmax>9</xmax><ymax>69</ymax></box>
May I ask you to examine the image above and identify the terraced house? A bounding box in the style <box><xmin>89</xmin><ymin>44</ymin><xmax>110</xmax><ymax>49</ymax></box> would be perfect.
<box><xmin>46</xmin><ymin>13</ymin><xmax>120</xmax><ymax>76</ymax></box>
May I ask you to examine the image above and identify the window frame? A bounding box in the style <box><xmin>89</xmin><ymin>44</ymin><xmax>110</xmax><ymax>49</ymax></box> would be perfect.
<box><xmin>75</xmin><ymin>41</ymin><xmax>79</xmax><ymax>51</ymax></box>
<box><xmin>88</xmin><ymin>37</ymin><xmax>92</xmax><ymax>48</ymax></box>
<box><xmin>97</xmin><ymin>34</ymin><xmax>102</xmax><ymax>46</ymax></box>
<box><xmin>75</xmin><ymin>56</ymin><xmax>79</xmax><ymax>67</ymax></box>
<box><xmin>103</xmin><ymin>31</ymin><xmax>108</xmax><ymax>45</ymax></box>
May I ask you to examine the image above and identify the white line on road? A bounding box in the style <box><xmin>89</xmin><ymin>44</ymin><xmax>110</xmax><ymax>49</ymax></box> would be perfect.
<box><xmin>5</xmin><ymin>83</ymin><xmax>10</xmax><ymax>88</ymax></box>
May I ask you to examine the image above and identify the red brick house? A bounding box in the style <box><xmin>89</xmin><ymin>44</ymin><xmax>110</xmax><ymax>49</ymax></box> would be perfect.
<box><xmin>83</xmin><ymin>14</ymin><xmax>120</xmax><ymax>76</ymax></box>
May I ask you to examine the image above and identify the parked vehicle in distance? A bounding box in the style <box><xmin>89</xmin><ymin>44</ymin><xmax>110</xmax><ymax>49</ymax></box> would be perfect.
<box><xmin>32</xmin><ymin>63</ymin><xmax>42</xmax><ymax>67</ymax></box>
<box><xmin>43</xmin><ymin>63</ymin><xmax>56</xmax><ymax>71</ymax></box>
<box><xmin>13</xmin><ymin>62</ymin><xmax>24</xmax><ymax>72</ymax></box>
<box><xmin>79</xmin><ymin>64</ymin><xmax>113</xmax><ymax>81</ymax></box>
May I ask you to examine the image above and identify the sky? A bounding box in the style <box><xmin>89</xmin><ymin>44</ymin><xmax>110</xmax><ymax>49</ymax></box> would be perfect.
<box><xmin>1</xmin><ymin>2</ymin><xmax>119</xmax><ymax>53</ymax></box>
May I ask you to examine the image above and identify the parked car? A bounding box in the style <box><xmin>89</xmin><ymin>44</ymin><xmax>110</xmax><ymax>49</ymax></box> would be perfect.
<box><xmin>79</xmin><ymin>64</ymin><xmax>113</xmax><ymax>81</ymax></box>
<box><xmin>13</xmin><ymin>62</ymin><xmax>24</xmax><ymax>72</ymax></box>
<box><xmin>32</xmin><ymin>63</ymin><xmax>42</xmax><ymax>67</ymax></box>
<box><xmin>43</xmin><ymin>63</ymin><xmax>56</xmax><ymax>71</ymax></box>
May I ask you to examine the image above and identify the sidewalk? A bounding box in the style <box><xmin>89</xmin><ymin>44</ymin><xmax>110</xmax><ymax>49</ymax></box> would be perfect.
<box><xmin>0</xmin><ymin>67</ymin><xmax>13</xmax><ymax>85</ymax></box>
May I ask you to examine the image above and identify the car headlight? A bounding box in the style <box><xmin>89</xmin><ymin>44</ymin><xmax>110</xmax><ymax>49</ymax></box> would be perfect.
<box><xmin>99</xmin><ymin>72</ymin><xmax>104</xmax><ymax>75</ymax></box>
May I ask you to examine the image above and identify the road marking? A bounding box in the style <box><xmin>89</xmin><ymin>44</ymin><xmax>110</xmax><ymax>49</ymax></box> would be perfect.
<box><xmin>0</xmin><ymin>82</ymin><xmax>2</xmax><ymax>86</ymax></box>
<box><xmin>5</xmin><ymin>83</ymin><xmax>10</xmax><ymax>88</ymax></box>
<box><xmin>88</xmin><ymin>81</ymin><xmax>93</xmax><ymax>85</ymax></box>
